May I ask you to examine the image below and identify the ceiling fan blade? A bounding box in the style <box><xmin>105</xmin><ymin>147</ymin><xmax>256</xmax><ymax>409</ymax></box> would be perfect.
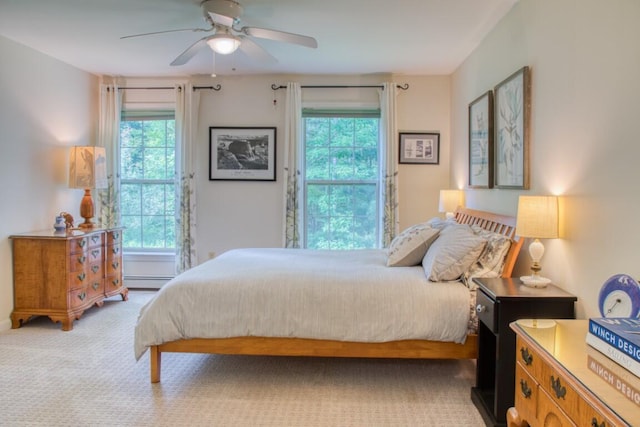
<box><xmin>241</xmin><ymin>27</ymin><xmax>318</xmax><ymax>49</ymax></box>
<box><xmin>121</xmin><ymin>27</ymin><xmax>212</xmax><ymax>40</ymax></box>
<box><xmin>238</xmin><ymin>37</ymin><xmax>277</xmax><ymax>63</ymax></box>
<box><xmin>170</xmin><ymin>37</ymin><xmax>210</xmax><ymax>66</ymax></box>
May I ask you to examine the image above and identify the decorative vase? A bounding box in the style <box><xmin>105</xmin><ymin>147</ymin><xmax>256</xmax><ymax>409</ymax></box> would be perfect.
<box><xmin>54</xmin><ymin>216</ymin><xmax>67</xmax><ymax>232</ymax></box>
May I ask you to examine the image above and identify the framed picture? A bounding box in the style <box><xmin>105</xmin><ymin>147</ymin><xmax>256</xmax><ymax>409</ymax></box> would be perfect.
<box><xmin>398</xmin><ymin>132</ymin><xmax>440</xmax><ymax>164</ymax></box>
<box><xmin>494</xmin><ymin>66</ymin><xmax>530</xmax><ymax>189</ymax></box>
<box><xmin>468</xmin><ymin>91</ymin><xmax>494</xmax><ymax>188</ymax></box>
<box><xmin>209</xmin><ymin>127</ymin><xmax>276</xmax><ymax>181</ymax></box>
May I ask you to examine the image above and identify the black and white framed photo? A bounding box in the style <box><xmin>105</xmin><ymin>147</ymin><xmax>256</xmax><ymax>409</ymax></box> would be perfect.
<box><xmin>209</xmin><ymin>127</ymin><xmax>276</xmax><ymax>181</ymax></box>
<box><xmin>398</xmin><ymin>132</ymin><xmax>440</xmax><ymax>164</ymax></box>
<box><xmin>494</xmin><ymin>66</ymin><xmax>530</xmax><ymax>189</ymax></box>
<box><xmin>468</xmin><ymin>90</ymin><xmax>494</xmax><ymax>188</ymax></box>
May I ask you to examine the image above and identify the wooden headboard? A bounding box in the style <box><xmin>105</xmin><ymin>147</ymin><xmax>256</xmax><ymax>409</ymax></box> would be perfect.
<box><xmin>454</xmin><ymin>207</ymin><xmax>523</xmax><ymax>278</ymax></box>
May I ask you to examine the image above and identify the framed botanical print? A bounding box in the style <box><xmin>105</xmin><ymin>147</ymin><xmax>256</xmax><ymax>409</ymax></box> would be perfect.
<box><xmin>494</xmin><ymin>66</ymin><xmax>530</xmax><ymax>189</ymax></box>
<box><xmin>209</xmin><ymin>127</ymin><xmax>276</xmax><ymax>181</ymax></box>
<box><xmin>468</xmin><ymin>91</ymin><xmax>494</xmax><ymax>188</ymax></box>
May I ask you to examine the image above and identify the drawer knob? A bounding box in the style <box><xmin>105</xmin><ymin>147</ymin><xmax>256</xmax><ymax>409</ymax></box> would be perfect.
<box><xmin>91</xmin><ymin>265</ymin><xmax>100</xmax><ymax>274</ymax></box>
<box><xmin>519</xmin><ymin>379</ymin><xmax>532</xmax><ymax>399</ymax></box>
<box><xmin>520</xmin><ymin>347</ymin><xmax>533</xmax><ymax>365</ymax></box>
<box><xmin>77</xmin><ymin>272</ymin><xmax>86</xmax><ymax>282</ymax></box>
<box><xmin>551</xmin><ymin>375</ymin><xmax>567</xmax><ymax>399</ymax></box>
<box><xmin>591</xmin><ymin>418</ymin><xmax>605</xmax><ymax>427</ymax></box>
<box><xmin>476</xmin><ymin>304</ymin><xmax>487</xmax><ymax>313</ymax></box>
<box><xmin>92</xmin><ymin>282</ymin><xmax>100</xmax><ymax>291</ymax></box>
<box><xmin>78</xmin><ymin>292</ymin><xmax>86</xmax><ymax>301</ymax></box>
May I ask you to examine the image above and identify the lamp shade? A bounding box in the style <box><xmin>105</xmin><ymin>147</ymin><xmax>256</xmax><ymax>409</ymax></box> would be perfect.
<box><xmin>439</xmin><ymin>190</ymin><xmax>464</xmax><ymax>213</ymax></box>
<box><xmin>68</xmin><ymin>146</ymin><xmax>108</xmax><ymax>190</ymax></box>
<box><xmin>207</xmin><ymin>33</ymin><xmax>241</xmax><ymax>55</ymax></box>
<box><xmin>516</xmin><ymin>195</ymin><xmax>559</xmax><ymax>239</ymax></box>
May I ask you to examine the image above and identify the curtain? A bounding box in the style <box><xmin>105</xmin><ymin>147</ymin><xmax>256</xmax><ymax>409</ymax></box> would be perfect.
<box><xmin>283</xmin><ymin>82</ymin><xmax>303</xmax><ymax>248</ymax></box>
<box><xmin>97</xmin><ymin>84</ymin><xmax>122</xmax><ymax>228</ymax></box>
<box><xmin>175</xmin><ymin>83</ymin><xmax>201</xmax><ymax>273</ymax></box>
<box><xmin>379</xmin><ymin>82</ymin><xmax>400</xmax><ymax>247</ymax></box>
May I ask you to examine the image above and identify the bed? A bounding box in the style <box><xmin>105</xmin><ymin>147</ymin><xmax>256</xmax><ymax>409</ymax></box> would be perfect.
<box><xmin>136</xmin><ymin>207</ymin><xmax>522</xmax><ymax>383</ymax></box>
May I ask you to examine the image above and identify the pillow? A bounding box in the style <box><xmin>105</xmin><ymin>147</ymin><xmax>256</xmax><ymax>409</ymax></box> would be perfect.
<box><xmin>387</xmin><ymin>223</ymin><xmax>440</xmax><ymax>267</ymax></box>
<box><xmin>421</xmin><ymin>225</ymin><xmax>487</xmax><ymax>281</ymax></box>
<box><xmin>470</xmin><ymin>225</ymin><xmax>512</xmax><ymax>274</ymax></box>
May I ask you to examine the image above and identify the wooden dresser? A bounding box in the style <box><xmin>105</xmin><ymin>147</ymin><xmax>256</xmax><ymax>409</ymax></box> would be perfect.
<box><xmin>10</xmin><ymin>227</ymin><xmax>128</xmax><ymax>331</ymax></box>
<box><xmin>509</xmin><ymin>320</ymin><xmax>637</xmax><ymax>427</ymax></box>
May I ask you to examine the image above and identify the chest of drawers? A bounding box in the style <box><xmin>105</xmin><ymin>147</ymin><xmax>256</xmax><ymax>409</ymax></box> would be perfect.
<box><xmin>10</xmin><ymin>228</ymin><xmax>128</xmax><ymax>331</ymax></box>
<box><xmin>509</xmin><ymin>320</ymin><xmax>636</xmax><ymax>427</ymax></box>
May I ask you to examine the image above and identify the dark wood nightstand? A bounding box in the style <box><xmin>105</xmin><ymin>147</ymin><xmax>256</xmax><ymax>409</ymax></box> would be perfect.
<box><xmin>470</xmin><ymin>277</ymin><xmax>576</xmax><ymax>427</ymax></box>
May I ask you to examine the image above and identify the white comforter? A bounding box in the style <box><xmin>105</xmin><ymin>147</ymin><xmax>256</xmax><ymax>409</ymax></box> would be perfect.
<box><xmin>134</xmin><ymin>248</ymin><xmax>472</xmax><ymax>360</ymax></box>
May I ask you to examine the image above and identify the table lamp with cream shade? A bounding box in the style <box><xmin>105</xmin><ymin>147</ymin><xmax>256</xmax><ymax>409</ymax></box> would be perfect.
<box><xmin>439</xmin><ymin>189</ymin><xmax>464</xmax><ymax>219</ymax></box>
<box><xmin>68</xmin><ymin>146</ymin><xmax>108</xmax><ymax>229</ymax></box>
<box><xmin>516</xmin><ymin>195</ymin><xmax>559</xmax><ymax>288</ymax></box>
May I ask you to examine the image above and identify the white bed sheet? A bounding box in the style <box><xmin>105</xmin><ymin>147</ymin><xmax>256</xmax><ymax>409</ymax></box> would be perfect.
<box><xmin>134</xmin><ymin>248</ymin><xmax>473</xmax><ymax>360</ymax></box>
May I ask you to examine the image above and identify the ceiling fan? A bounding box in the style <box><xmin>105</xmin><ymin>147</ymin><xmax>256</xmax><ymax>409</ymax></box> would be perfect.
<box><xmin>121</xmin><ymin>0</ymin><xmax>318</xmax><ymax>66</ymax></box>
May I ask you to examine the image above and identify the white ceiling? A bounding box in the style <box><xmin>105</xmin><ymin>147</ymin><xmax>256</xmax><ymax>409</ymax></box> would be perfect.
<box><xmin>0</xmin><ymin>0</ymin><xmax>518</xmax><ymax>77</ymax></box>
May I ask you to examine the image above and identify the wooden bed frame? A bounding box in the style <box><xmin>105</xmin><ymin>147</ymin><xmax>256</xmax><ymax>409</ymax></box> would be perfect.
<box><xmin>148</xmin><ymin>207</ymin><xmax>522</xmax><ymax>383</ymax></box>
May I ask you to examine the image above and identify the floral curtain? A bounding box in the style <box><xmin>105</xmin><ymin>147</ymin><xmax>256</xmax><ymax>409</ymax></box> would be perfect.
<box><xmin>379</xmin><ymin>82</ymin><xmax>400</xmax><ymax>247</ymax></box>
<box><xmin>175</xmin><ymin>83</ymin><xmax>201</xmax><ymax>273</ymax></box>
<box><xmin>282</xmin><ymin>82</ymin><xmax>303</xmax><ymax>248</ymax></box>
<box><xmin>97</xmin><ymin>83</ymin><xmax>122</xmax><ymax>228</ymax></box>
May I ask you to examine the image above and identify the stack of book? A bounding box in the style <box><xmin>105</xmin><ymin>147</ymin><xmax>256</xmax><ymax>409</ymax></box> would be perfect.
<box><xmin>586</xmin><ymin>318</ymin><xmax>640</xmax><ymax>378</ymax></box>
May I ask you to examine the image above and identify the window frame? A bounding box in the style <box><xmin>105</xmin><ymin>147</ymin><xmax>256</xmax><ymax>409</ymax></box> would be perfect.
<box><xmin>119</xmin><ymin>110</ymin><xmax>176</xmax><ymax>253</ymax></box>
<box><xmin>301</xmin><ymin>108</ymin><xmax>382</xmax><ymax>250</ymax></box>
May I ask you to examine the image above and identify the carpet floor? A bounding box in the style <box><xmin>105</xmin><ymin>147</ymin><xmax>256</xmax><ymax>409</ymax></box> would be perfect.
<box><xmin>0</xmin><ymin>291</ymin><xmax>484</xmax><ymax>426</ymax></box>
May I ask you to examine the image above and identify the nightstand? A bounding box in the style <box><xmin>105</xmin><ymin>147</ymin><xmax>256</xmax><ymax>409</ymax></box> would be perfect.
<box><xmin>470</xmin><ymin>277</ymin><xmax>576</xmax><ymax>427</ymax></box>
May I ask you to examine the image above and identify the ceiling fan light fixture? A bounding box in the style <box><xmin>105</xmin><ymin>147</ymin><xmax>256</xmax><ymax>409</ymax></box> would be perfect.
<box><xmin>207</xmin><ymin>33</ymin><xmax>241</xmax><ymax>54</ymax></box>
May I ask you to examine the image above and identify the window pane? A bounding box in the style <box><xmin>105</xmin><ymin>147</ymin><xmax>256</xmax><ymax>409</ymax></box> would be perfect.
<box><xmin>330</xmin><ymin>148</ymin><xmax>354</xmax><ymax>180</ymax></box>
<box><xmin>144</xmin><ymin>148</ymin><xmax>168</xmax><ymax>179</ymax></box>
<box><xmin>121</xmin><ymin>121</ymin><xmax>143</xmax><ymax>148</ymax></box>
<box><xmin>121</xmin><ymin>184</ymin><xmax>141</xmax><ymax>215</ymax></box>
<box><xmin>121</xmin><ymin>147</ymin><xmax>144</xmax><ymax>179</ymax></box>
<box><xmin>306</xmin><ymin>147</ymin><xmax>330</xmax><ymax>180</ymax></box>
<box><xmin>142</xmin><ymin>183</ymin><xmax>166</xmax><ymax>215</ymax></box>
<box><xmin>122</xmin><ymin>215</ymin><xmax>142</xmax><ymax>248</ymax></box>
<box><xmin>142</xmin><ymin>215</ymin><xmax>166</xmax><ymax>248</ymax></box>
<box><xmin>305</xmin><ymin>118</ymin><xmax>329</xmax><ymax>147</ymax></box>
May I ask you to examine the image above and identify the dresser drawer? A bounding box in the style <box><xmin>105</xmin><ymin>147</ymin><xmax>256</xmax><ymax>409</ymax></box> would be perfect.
<box><xmin>107</xmin><ymin>229</ymin><xmax>122</xmax><ymax>244</ymax></box>
<box><xmin>88</xmin><ymin>233</ymin><xmax>104</xmax><ymax>248</ymax></box>
<box><xmin>69</xmin><ymin>237</ymin><xmax>89</xmax><ymax>253</ymax></box>
<box><xmin>69</xmin><ymin>253</ymin><xmax>89</xmax><ymax>272</ymax></box>
<box><xmin>514</xmin><ymin>362</ymin><xmax>538</xmax><ymax>423</ymax></box>
<box><xmin>538</xmin><ymin>386</ymin><xmax>577</xmax><ymax>427</ymax></box>
<box><xmin>516</xmin><ymin>335</ymin><xmax>544</xmax><ymax>380</ymax></box>
<box><xmin>540</xmin><ymin>357</ymin><xmax>581</xmax><ymax>421</ymax></box>
<box><xmin>476</xmin><ymin>290</ymin><xmax>497</xmax><ymax>332</ymax></box>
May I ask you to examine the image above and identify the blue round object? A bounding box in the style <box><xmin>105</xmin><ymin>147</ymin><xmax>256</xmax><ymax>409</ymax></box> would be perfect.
<box><xmin>598</xmin><ymin>274</ymin><xmax>640</xmax><ymax>318</ymax></box>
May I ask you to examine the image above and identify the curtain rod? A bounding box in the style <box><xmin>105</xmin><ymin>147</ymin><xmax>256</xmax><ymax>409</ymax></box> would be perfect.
<box><xmin>114</xmin><ymin>85</ymin><xmax>222</xmax><ymax>91</ymax></box>
<box><xmin>270</xmin><ymin>83</ymin><xmax>409</xmax><ymax>91</ymax></box>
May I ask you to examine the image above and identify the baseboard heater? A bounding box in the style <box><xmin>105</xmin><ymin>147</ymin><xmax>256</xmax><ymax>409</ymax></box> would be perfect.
<box><xmin>124</xmin><ymin>275</ymin><xmax>174</xmax><ymax>289</ymax></box>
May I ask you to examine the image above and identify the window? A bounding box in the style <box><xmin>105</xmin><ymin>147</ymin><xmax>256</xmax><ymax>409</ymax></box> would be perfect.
<box><xmin>303</xmin><ymin>110</ymin><xmax>381</xmax><ymax>249</ymax></box>
<box><xmin>119</xmin><ymin>111</ymin><xmax>176</xmax><ymax>251</ymax></box>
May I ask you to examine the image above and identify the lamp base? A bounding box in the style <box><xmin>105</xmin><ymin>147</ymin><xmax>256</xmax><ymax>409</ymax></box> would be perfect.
<box><xmin>520</xmin><ymin>275</ymin><xmax>551</xmax><ymax>288</ymax></box>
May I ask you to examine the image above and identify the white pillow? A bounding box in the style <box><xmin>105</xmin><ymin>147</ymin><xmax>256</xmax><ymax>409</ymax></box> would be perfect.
<box><xmin>387</xmin><ymin>223</ymin><xmax>440</xmax><ymax>267</ymax></box>
<box><xmin>422</xmin><ymin>225</ymin><xmax>487</xmax><ymax>281</ymax></box>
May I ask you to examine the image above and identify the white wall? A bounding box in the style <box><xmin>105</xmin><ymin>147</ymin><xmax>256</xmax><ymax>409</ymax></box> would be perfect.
<box><xmin>451</xmin><ymin>0</ymin><xmax>640</xmax><ymax>318</ymax></box>
<box><xmin>0</xmin><ymin>36</ymin><xmax>98</xmax><ymax>329</ymax></box>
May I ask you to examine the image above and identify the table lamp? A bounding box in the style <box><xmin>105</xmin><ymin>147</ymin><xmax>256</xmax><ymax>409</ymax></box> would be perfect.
<box><xmin>516</xmin><ymin>195</ymin><xmax>559</xmax><ymax>287</ymax></box>
<box><xmin>439</xmin><ymin>189</ymin><xmax>464</xmax><ymax>220</ymax></box>
<box><xmin>68</xmin><ymin>146</ymin><xmax>108</xmax><ymax>229</ymax></box>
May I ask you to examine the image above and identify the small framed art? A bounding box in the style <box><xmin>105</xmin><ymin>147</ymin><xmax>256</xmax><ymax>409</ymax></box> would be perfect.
<box><xmin>468</xmin><ymin>91</ymin><xmax>494</xmax><ymax>188</ymax></box>
<box><xmin>209</xmin><ymin>126</ymin><xmax>276</xmax><ymax>181</ymax></box>
<box><xmin>398</xmin><ymin>132</ymin><xmax>440</xmax><ymax>164</ymax></box>
<box><xmin>494</xmin><ymin>66</ymin><xmax>530</xmax><ymax>189</ymax></box>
